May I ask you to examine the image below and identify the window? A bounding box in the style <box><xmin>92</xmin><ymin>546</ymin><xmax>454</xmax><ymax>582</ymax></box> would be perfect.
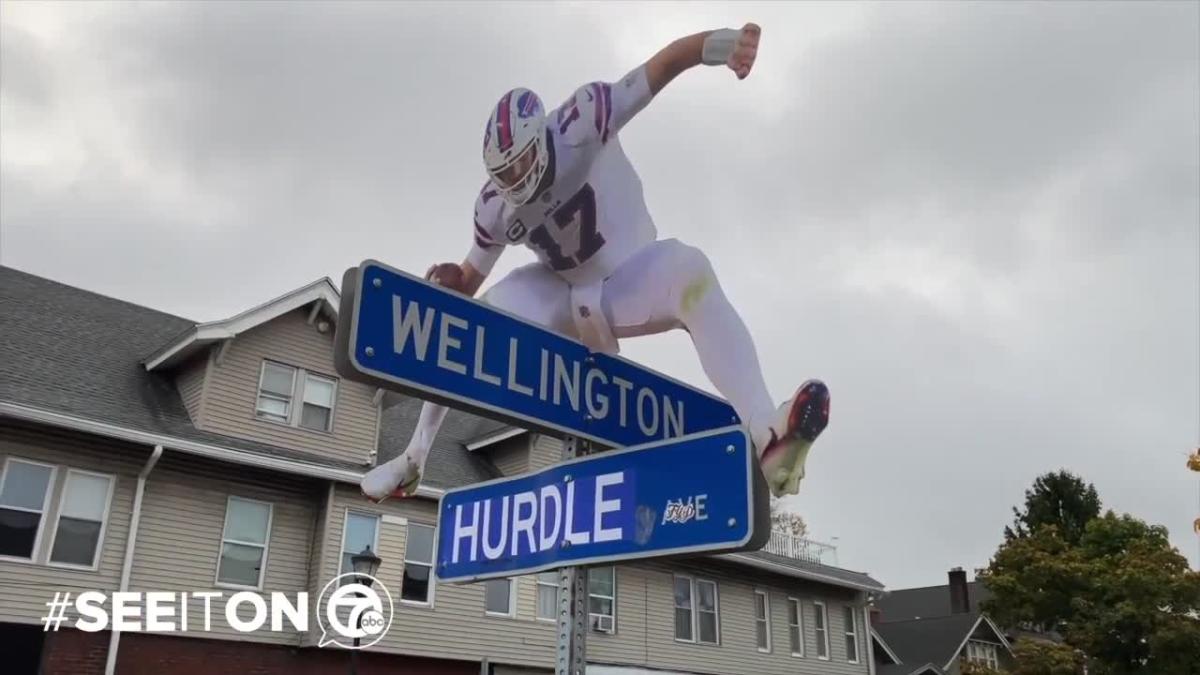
<box><xmin>49</xmin><ymin>470</ymin><xmax>114</xmax><ymax>568</ymax></box>
<box><xmin>340</xmin><ymin>511</ymin><xmax>380</xmax><ymax>578</ymax></box>
<box><xmin>813</xmin><ymin>600</ymin><xmax>830</xmax><ymax>660</ymax></box>
<box><xmin>673</xmin><ymin>576</ymin><xmax>694</xmax><ymax>641</ymax></box>
<box><xmin>216</xmin><ymin>497</ymin><xmax>272</xmax><ymax>588</ymax></box>
<box><xmin>0</xmin><ymin>458</ymin><xmax>55</xmax><ymax>560</ymax></box>
<box><xmin>787</xmin><ymin>598</ymin><xmax>804</xmax><ymax>656</ymax></box>
<box><xmin>255</xmin><ymin>361</ymin><xmax>338</xmax><ymax>432</ymax></box>
<box><xmin>967</xmin><ymin>640</ymin><xmax>1000</xmax><ymax>669</ymax></box>
<box><xmin>754</xmin><ymin>590</ymin><xmax>771</xmax><ymax>652</ymax></box>
<box><xmin>537</xmin><ymin>571</ymin><xmax>559</xmax><ymax>621</ymax></box>
<box><xmin>674</xmin><ymin>576</ymin><xmax>719</xmax><ymax>644</ymax></box>
<box><xmin>484</xmin><ymin>578</ymin><xmax>514</xmax><ymax>616</ymax></box>
<box><xmin>401</xmin><ymin>522</ymin><xmax>435</xmax><ymax>604</ymax></box>
<box><xmin>589</xmin><ymin>566</ymin><xmax>616</xmax><ymax>633</ymax></box>
<box><xmin>844</xmin><ymin>606</ymin><xmax>860</xmax><ymax>663</ymax></box>
<box><xmin>696</xmin><ymin>579</ymin><xmax>718</xmax><ymax>644</ymax></box>
<box><xmin>256</xmin><ymin>362</ymin><xmax>296</xmax><ymax>422</ymax></box>
<box><xmin>299</xmin><ymin>373</ymin><xmax>336</xmax><ymax>431</ymax></box>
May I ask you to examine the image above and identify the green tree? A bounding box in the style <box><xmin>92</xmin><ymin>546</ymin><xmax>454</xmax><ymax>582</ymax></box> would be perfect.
<box><xmin>982</xmin><ymin>512</ymin><xmax>1200</xmax><ymax>674</ymax></box>
<box><xmin>1011</xmin><ymin>639</ymin><xmax>1083</xmax><ymax>675</ymax></box>
<box><xmin>1004</xmin><ymin>470</ymin><xmax>1101</xmax><ymax>545</ymax></box>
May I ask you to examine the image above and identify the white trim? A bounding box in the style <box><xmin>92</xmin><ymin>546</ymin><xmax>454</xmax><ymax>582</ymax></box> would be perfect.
<box><xmin>144</xmin><ymin>278</ymin><xmax>339</xmax><ymax>371</ymax></box>
<box><xmin>844</xmin><ymin>604</ymin><xmax>860</xmax><ymax>664</ymax></box>
<box><xmin>943</xmin><ymin>614</ymin><xmax>1015</xmax><ymax>670</ymax></box>
<box><xmin>483</xmin><ymin>576</ymin><xmax>517</xmax><ymax>618</ymax></box>
<box><xmin>399</xmin><ymin>520</ymin><xmax>437</xmax><ymax>607</ymax></box>
<box><xmin>813</xmin><ymin>600</ymin><xmax>831</xmax><ymax>661</ymax></box>
<box><xmin>465</xmin><ymin>427</ymin><xmax>527</xmax><ymax>451</ymax></box>
<box><xmin>787</xmin><ymin>596</ymin><xmax>805</xmax><ymax>658</ymax></box>
<box><xmin>696</xmin><ymin>578</ymin><xmax>720</xmax><ymax>645</ymax></box>
<box><xmin>339</xmin><ymin>508</ymin><xmax>382</xmax><ymax>576</ymax></box>
<box><xmin>0</xmin><ymin>457</ymin><xmax>58</xmax><ymax>563</ymax></box>
<box><xmin>871</xmin><ymin>626</ymin><xmax>902</xmax><ymax>665</ymax></box>
<box><xmin>214</xmin><ymin>495</ymin><xmax>274</xmax><ymax>590</ymax></box>
<box><xmin>45</xmin><ymin>467</ymin><xmax>117</xmax><ymax>571</ymax></box>
<box><xmin>672</xmin><ymin>574</ymin><xmax>696</xmax><ymax>643</ymax></box>
<box><xmin>299</xmin><ymin>370</ymin><xmax>338</xmax><ymax>433</ymax></box>
<box><xmin>754</xmin><ymin>589</ymin><xmax>771</xmax><ymax>653</ymax></box>
<box><xmin>982</xmin><ymin>614</ymin><xmax>1015</xmax><ymax>653</ymax></box>
<box><xmin>720</xmin><ymin>552</ymin><xmax>886</xmax><ymax>592</ymax></box>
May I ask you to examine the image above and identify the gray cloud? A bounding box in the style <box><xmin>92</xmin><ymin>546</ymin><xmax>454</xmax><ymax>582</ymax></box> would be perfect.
<box><xmin>2</xmin><ymin>1</ymin><xmax>1197</xmax><ymax>587</ymax></box>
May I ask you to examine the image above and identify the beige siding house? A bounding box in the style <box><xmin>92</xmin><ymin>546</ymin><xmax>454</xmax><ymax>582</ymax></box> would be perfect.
<box><xmin>0</xmin><ymin>266</ymin><xmax>886</xmax><ymax>675</ymax></box>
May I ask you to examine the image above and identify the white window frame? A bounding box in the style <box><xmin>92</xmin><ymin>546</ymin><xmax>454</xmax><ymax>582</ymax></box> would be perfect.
<box><xmin>339</xmin><ymin>508</ymin><xmax>381</xmax><ymax>578</ymax></box>
<box><xmin>588</xmin><ymin>566</ymin><xmax>616</xmax><ymax>633</ymax></box>
<box><xmin>214</xmin><ymin>496</ymin><xmax>274</xmax><ymax>590</ymax></box>
<box><xmin>787</xmin><ymin>597</ymin><xmax>805</xmax><ymax>657</ymax></box>
<box><xmin>46</xmin><ymin>468</ymin><xmax>116</xmax><ymax>571</ymax></box>
<box><xmin>483</xmin><ymin>577</ymin><xmax>517</xmax><ymax>618</ymax></box>
<box><xmin>536</xmin><ymin>571</ymin><xmax>559</xmax><ymax>622</ymax></box>
<box><xmin>754</xmin><ymin>589</ymin><xmax>772</xmax><ymax>653</ymax></box>
<box><xmin>255</xmin><ymin>360</ymin><xmax>338</xmax><ymax>433</ymax></box>
<box><xmin>400</xmin><ymin>521</ymin><xmax>436</xmax><ymax>607</ymax></box>
<box><xmin>0</xmin><ymin>457</ymin><xmax>58</xmax><ymax>564</ymax></box>
<box><xmin>967</xmin><ymin>640</ymin><xmax>1000</xmax><ymax>669</ymax></box>
<box><xmin>673</xmin><ymin>575</ymin><xmax>720</xmax><ymax>645</ymax></box>
<box><xmin>813</xmin><ymin>600</ymin><xmax>831</xmax><ymax>661</ymax></box>
<box><xmin>844</xmin><ymin>605</ymin><xmax>860</xmax><ymax>664</ymax></box>
<box><xmin>673</xmin><ymin>574</ymin><xmax>696</xmax><ymax>643</ymax></box>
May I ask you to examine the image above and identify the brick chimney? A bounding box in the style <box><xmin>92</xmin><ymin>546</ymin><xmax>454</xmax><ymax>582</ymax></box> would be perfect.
<box><xmin>948</xmin><ymin>567</ymin><xmax>971</xmax><ymax>614</ymax></box>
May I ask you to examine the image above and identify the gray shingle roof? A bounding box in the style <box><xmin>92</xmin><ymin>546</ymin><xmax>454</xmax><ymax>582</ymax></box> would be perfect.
<box><xmin>376</xmin><ymin>396</ymin><xmax>500</xmax><ymax>489</ymax></box>
<box><xmin>735</xmin><ymin>549</ymin><xmax>886</xmax><ymax>591</ymax></box>
<box><xmin>877</xmin><ymin>664</ymin><xmax>945</xmax><ymax>675</ymax></box>
<box><xmin>873</xmin><ymin>612</ymin><xmax>981</xmax><ymax>670</ymax></box>
<box><xmin>876</xmin><ymin>580</ymin><xmax>990</xmax><ymax>622</ymax></box>
<box><xmin>0</xmin><ymin>265</ymin><xmax>493</xmax><ymax>481</ymax></box>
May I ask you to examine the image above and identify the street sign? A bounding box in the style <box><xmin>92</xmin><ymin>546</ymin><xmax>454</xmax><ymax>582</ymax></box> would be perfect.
<box><xmin>334</xmin><ymin>260</ymin><xmax>740</xmax><ymax>449</ymax></box>
<box><xmin>434</xmin><ymin>426</ymin><xmax>769</xmax><ymax>583</ymax></box>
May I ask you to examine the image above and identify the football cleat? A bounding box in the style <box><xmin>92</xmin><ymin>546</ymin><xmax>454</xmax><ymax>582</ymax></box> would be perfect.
<box><xmin>759</xmin><ymin>379</ymin><xmax>830</xmax><ymax>497</ymax></box>
<box><xmin>360</xmin><ymin>453</ymin><xmax>422</xmax><ymax>503</ymax></box>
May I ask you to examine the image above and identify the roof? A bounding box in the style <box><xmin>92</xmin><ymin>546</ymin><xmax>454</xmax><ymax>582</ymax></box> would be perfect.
<box><xmin>873</xmin><ymin>612</ymin><xmax>1012</xmax><ymax>671</ymax></box>
<box><xmin>876</xmin><ymin>579</ymin><xmax>990</xmax><ymax>621</ymax></box>
<box><xmin>0</xmin><ymin>265</ymin><xmax>494</xmax><ymax>487</ymax></box>
<box><xmin>143</xmin><ymin>277</ymin><xmax>339</xmax><ymax>370</ymax></box>
<box><xmin>724</xmin><ymin>548</ymin><xmax>886</xmax><ymax>592</ymax></box>
<box><xmin>877</xmin><ymin>664</ymin><xmax>945</xmax><ymax>675</ymax></box>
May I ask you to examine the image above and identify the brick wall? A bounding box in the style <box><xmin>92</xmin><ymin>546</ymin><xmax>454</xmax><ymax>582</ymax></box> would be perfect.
<box><xmin>42</xmin><ymin>630</ymin><xmax>481</xmax><ymax>675</ymax></box>
<box><xmin>42</xmin><ymin>628</ymin><xmax>110</xmax><ymax>675</ymax></box>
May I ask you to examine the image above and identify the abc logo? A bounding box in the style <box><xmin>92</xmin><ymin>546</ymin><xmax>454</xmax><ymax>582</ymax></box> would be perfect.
<box><xmin>359</xmin><ymin>609</ymin><xmax>386</xmax><ymax>636</ymax></box>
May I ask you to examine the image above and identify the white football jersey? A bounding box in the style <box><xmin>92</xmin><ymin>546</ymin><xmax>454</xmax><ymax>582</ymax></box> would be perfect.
<box><xmin>467</xmin><ymin>67</ymin><xmax>658</xmax><ymax>286</ymax></box>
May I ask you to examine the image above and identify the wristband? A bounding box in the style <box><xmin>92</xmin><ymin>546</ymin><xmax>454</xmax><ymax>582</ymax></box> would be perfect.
<box><xmin>701</xmin><ymin>28</ymin><xmax>739</xmax><ymax>66</ymax></box>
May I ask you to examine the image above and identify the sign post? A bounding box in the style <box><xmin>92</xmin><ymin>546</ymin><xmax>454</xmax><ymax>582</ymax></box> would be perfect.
<box><xmin>556</xmin><ymin>434</ymin><xmax>587</xmax><ymax>675</ymax></box>
<box><xmin>335</xmin><ymin>260</ymin><xmax>771</xmax><ymax>674</ymax></box>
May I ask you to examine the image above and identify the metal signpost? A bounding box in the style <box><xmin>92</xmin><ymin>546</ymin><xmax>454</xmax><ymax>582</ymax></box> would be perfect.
<box><xmin>334</xmin><ymin>260</ymin><xmax>769</xmax><ymax>675</ymax></box>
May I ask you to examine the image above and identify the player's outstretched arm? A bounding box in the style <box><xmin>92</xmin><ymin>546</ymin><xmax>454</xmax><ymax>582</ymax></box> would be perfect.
<box><xmin>644</xmin><ymin>23</ymin><xmax>760</xmax><ymax>95</ymax></box>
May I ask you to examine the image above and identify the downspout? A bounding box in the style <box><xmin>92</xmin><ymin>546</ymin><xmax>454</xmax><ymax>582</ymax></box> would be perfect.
<box><xmin>104</xmin><ymin>444</ymin><xmax>163</xmax><ymax>675</ymax></box>
<box><xmin>863</xmin><ymin>592</ymin><xmax>877</xmax><ymax>675</ymax></box>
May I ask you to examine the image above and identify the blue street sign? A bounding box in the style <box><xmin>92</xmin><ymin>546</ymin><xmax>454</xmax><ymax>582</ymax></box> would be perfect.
<box><xmin>335</xmin><ymin>260</ymin><xmax>739</xmax><ymax>448</ymax></box>
<box><xmin>434</xmin><ymin>426</ymin><xmax>763</xmax><ymax>582</ymax></box>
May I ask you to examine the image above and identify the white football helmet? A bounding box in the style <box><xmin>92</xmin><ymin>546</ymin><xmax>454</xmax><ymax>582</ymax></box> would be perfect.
<box><xmin>482</xmin><ymin>88</ymin><xmax>548</xmax><ymax>206</ymax></box>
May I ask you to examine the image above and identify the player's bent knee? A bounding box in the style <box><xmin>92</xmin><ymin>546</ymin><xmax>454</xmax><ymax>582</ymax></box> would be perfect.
<box><xmin>658</xmin><ymin>239</ymin><xmax>718</xmax><ymax>317</ymax></box>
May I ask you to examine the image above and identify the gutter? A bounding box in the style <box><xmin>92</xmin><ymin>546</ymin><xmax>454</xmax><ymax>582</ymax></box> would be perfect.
<box><xmin>0</xmin><ymin>401</ymin><xmax>443</xmax><ymax>499</ymax></box>
<box><xmin>104</xmin><ymin>444</ymin><xmax>163</xmax><ymax>675</ymax></box>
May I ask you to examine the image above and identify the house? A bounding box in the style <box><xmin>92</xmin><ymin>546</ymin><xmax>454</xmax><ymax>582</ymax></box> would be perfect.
<box><xmin>0</xmin><ymin>265</ymin><xmax>886</xmax><ymax>675</ymax></box>
<box><xmin>870</xmin><ymin>569</ymin><xmax>1015</xmax><ymax>674</ymax></box>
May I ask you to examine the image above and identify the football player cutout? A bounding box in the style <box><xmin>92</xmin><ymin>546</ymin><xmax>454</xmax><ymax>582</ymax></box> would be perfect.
<box><xmin>362</xmin><ymin>23</ymin><xmax>831</xmax><ymax>502</ymax></box>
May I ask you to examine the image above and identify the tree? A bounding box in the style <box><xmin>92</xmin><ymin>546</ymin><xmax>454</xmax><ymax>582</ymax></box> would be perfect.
<box><xmin>1010</xmin><ymin>639</ymin><xmax>1084</xmax><ymax>675</ymax></box>
<box><xmin>1004</xmin><ymin>470</ymin><xmax>1101</xmax><ymax>545</ymax></box>
<box><xmin>982</xmin><ymin>511</ymin><xmax>1200</xmax><ymax>674</ymax></box>
<box><xmin>769</xmin><ymin>499</ymin><xmax>808</xmax><ymax>538</ymax></box>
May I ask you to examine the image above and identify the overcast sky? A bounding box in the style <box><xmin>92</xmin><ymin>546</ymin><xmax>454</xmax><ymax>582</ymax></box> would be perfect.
<box><xmin>2</xmin><ymin>1</ymin><xmax>1197</xmax><ymax>588</ymax></box>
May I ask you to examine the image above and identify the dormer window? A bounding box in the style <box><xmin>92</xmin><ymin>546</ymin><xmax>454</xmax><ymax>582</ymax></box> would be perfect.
<box><xmin>255</xmin><ymin>360</ymin><xmax>337</xmax><ymax>432</ymax></box>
